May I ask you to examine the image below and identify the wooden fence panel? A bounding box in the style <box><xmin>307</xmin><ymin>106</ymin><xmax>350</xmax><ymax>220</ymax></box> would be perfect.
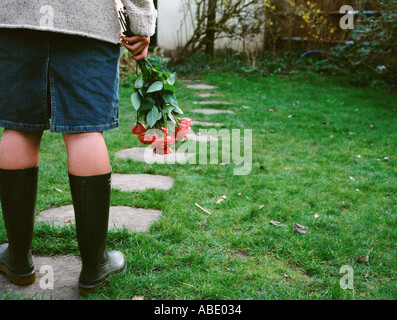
<box><xmin>274</xmin><ymin>0</ymin><xmax>381</xmax><ymax>52</ymax></box>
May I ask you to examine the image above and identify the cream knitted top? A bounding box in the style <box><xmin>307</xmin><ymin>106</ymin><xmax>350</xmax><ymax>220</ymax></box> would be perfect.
<box><xmin>0</xmin><ymin>0</ymin><xmax>157</xmax><ymax>44</ymax></box>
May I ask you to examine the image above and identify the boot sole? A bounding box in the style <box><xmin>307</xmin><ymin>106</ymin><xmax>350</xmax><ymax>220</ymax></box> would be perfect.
<box><xmin>0</xmin><ymin>266</ymin><xmax>36</xmax><ymax>286</ymax></box>
<box><xmin>78</xmin><ymin>263</ymin><xmax>127</xmax><ymax>297</ymax></box>
<box><xmin>78</xmin><ymin>280</ymin><xmax>107</xmax><ymax>297</ymax></box>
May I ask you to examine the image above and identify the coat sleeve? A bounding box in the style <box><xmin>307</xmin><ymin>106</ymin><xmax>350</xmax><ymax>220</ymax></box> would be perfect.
<box><xmin>120</xmin><ymin>0</ymin><xmax>157</xmax><ymax>36</ymax></box>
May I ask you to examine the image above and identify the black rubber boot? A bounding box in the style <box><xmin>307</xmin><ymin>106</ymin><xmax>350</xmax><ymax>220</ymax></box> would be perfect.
<box><xmin>68</xmin><ymin>171</ymin><xmax>126</xmax><ymax>296</ymax></box>
<box><xmin>0</xmin><ymin>166</ymin><xmax>38</xmax><ymax>286</ymax></box>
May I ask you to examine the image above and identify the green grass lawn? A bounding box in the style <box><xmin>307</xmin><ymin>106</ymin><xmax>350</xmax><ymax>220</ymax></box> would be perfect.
<box><xmin>0</xmin><ymin>71</ymin><xmax>396</xmax><ymax>300</ymax></box>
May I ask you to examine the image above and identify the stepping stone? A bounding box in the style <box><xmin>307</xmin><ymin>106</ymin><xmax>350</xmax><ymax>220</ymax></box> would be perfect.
<box><xmin>180</xmin><ymin>79</ymin><xmax>200</xmax><ymax>83</ymax></box>
<box><xmin>106</xmin><ymin>206</ymin><xmax>162</xmax><ymax>232</ymax></box>
<box><xmin>192</xmin><ymin>121</ymin><xmax>223</xmax><ymax>127</ymax></box>
<box><xmin>116</xmin><ymin>147</ymin><xmax>195</xmax><ymax>164</ymax></box>
<box><xmin>187</xmin><ymin>132</ymin><xmax>218</xmax><ymax>142</ymax></box>
<box><xmin>186</xmin><ymin>84</ymin><xmax>218</xmax><ymax>90</ymax></box>
<box><xmin>191</xmin><ymin>109</ymin><xmax>235</xmax><ymax>115</ymax></box>
<box><xmin>37</xmin><ymin>205</ymin><xmax>162</xmax><ymax>232</ymax></box>
<box><xmin>112</xmin><ymin>174</ymin><xmax>174</xmax><ymax>192</ymax></box>
<box><xmin>193</xmin><ymin>100</ymin><xmax>233</xmax><ymax>105</ymax></box>
<box><xmin>197</xmin><ymin>93</ymin><xmax>225</xmax><ymax>98</ymax></box>
<box><xmin>36</xmin><ymin>205</ymin><xmax>75</xmax><ymax>227</ymax></box>
<box><xmin>0</xmin><ymin>255</ymin><xmax>81</xmax><ymax>300</ymax></box>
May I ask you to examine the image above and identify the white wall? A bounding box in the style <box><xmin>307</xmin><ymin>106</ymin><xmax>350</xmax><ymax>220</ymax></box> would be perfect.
<box><xmin>157</xmin><ymin>0</ymin><xmax>190</xmax><ymax>51</ymax></box>
<box><xmin>115</xmin><ymin>0</ymin><xmax>123</xmax><ymax>12</ymax></box>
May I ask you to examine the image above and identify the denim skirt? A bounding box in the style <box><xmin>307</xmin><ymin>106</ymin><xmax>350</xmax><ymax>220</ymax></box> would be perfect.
<box><xmin>0</xmin><ymin>28</ymin><xmax>120</xmax><ymax>133</ymax></box>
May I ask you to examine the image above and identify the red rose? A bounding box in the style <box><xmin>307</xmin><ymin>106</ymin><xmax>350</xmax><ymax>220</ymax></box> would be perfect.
<box><xmin>154</xmin><ymin>146</ymin><xmax>173</xmax><ymax>155</ymax></box>
<box><xmin>151</xmin><ymin>135</ymin><xmax>176</xmax><ymax>148</ymax></box>
<box><xmin>180</xmin><ymin>118</ymin><xmax>192</xmax><ymax>126</ymax></box>
<box><xmin>174</xmin><ymin>123</ymin><xmax>191</xmax><ymax>141</ymax></box>
<box><xmin>131</xmin><ymin>123</ymin><xmax>146</xmax><ymax>135</ymax></box>
<box><xmin>152</xmin><ymin>135</ymin><xmax>175</xmax><ymax>154</ymax></box>
<box><xmin>138</xmin><ymin>132</ymin><xmax>156</xmax><ymax>145</ymax></box>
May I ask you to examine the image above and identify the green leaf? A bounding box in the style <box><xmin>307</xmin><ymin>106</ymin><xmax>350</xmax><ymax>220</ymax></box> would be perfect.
<box><xmin>134</xmin><ymin>77</ymin><xmax>144</xmax><ymax>89</ymax></box>
<box><xmin>163</xmin><ymin>83</ymin><xmax>176</xmax><ymax>93</ymax></box>
<box><xmin>162</xmin><ymin>105</ymin><xmax>175</xmax><ymax>114</ymax></box>
<box><xmin>161</xmin><ymin>92</ymin><xmax>178</xmax><ymax>107</ymax></box>
<box><xmin>131</xmin><ymin>92</ymin><xmax>141</xmax><ymax>111</ymax></box>
<box><xmin>161</xmin><ymin>73</ymin><xmax>168</xmax><ymax>81</ymax></box>
<box><xmin>147</xmin><ymin>81</ymin><xmax>164</xmax><ymax>93</ymax></box>
<box><xmin>167</xmin><ymin>73</ymin><xmax>176</xmax><ymax>85</ymax></box>
<box><xmin>173</xmin><ymin>105</ymin><xmax>184</xmax><ymax>114</ymax></box>
<box><xmin>168</xmin><ymin>112</ymin><xmax>177</xmax><ymax>124</ymax></box>
<box><xmin>147</xmin><ymin>106</ymin><xmax>160</xmax><ymax>128</ymax></box>
<box><xmin>162</xmin><ymin>105</ymin><xmax>177</xmax><ymax>124</ymax></box>
<box><xmin>141</xmin><ymin>97</ymin><xmax>156</xmax><ymax>110</ymax></box>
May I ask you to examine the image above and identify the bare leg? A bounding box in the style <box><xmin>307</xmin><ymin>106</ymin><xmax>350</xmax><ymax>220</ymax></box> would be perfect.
<box><xmin>0</xmin><ymin>129</ymin><xmax>43</xmax><ymax>169</ymax></box>
<box><xmin>63</xmin><ymin>132</ymin><xmax>111</xmax><ymax>176</ymax></box>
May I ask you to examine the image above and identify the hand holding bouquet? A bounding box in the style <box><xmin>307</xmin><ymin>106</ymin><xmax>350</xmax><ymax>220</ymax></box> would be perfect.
<box><xmin>119</xmin><ymin>9</ymin><xmax>191</xmax><ymax>154</ymax></box>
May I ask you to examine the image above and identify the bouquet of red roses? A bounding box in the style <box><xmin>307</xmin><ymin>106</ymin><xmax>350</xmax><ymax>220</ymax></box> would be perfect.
<box><xmin>119</xmin><ymin>10</ymin><xmax>191</xmax><ymax>154</ymax></box>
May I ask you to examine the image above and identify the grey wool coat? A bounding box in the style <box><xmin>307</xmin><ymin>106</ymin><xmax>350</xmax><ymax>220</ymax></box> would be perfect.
<box><xmin>0</xmin><ymin>0</ymin><xmax>158</xmax><ymax>44</ymax></box>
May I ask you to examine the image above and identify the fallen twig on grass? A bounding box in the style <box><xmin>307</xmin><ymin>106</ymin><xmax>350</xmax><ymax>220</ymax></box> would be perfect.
<box><xmin>195</xmin><ymin>203</ymin><xmax>212</xmax><ymax>215</ymax></box>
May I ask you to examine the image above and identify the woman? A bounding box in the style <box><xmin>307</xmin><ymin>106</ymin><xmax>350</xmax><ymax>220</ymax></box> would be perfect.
<box><xmin>0</xmin><ymin>0</ymin><xmax>157</xmax><ymax>295</ymax></box>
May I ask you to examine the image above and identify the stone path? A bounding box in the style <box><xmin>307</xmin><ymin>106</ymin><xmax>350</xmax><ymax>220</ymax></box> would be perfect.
<box><xmin>112</xmin><ymin>173</ymin><xmax>174</xmax><ymax>192</ymax></box>
<box><xmin>191</xmin><ymin>108</ymin><xmax>235</xmax><ymax>115</ymax></box>
<box><xmin>196</xmin><ymin>93</ymin><xmax>225</xmax><ymax>98</ymax></box>
<box><xmin>186</xmin><ymin>82</ymin><xmax>234</xmax><ymax>136</ymax></box>
<box><xmin>36</xmin><ymin>205</ymin><xmax>162</xmax><ymax>232</ymax></box>
<box><xmin>186</xmin><ymin>81</ymin><xmax>235</xmax><ymax>116</ymax></box>
<box><xmin>0</xmin><ymin>255</ymin><xmax>81</xmax><ymax>300</ymax></box>
<box><xmin>193</xmin><ymin>100</ymin><xmax>233</xmax><ymax>105</ymax></box>
<box><xmin>186</xmin><ymin>84</ymin><xmax>218</xmax><ymax>90</ymax></box>
<box><xmin>192</xmin><ymin>121</ymin><xmax>223</xmax><ymax>127</ymax></box>
<box><xmin>116</xmin><ymin>147</ymin><xmax>195</xmax><ymax>164</ymax></box>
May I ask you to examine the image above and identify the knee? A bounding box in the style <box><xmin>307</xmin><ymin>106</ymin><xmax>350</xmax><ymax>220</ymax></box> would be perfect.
<box><xmin>1</xmin><ymin>129</ymin><xmax>43</xmax><ymax>146</ymax></box>
<box><xmin>62</xmin><ymin>132</ymin><xmax>104</xmax><ymax>150</ymax></box>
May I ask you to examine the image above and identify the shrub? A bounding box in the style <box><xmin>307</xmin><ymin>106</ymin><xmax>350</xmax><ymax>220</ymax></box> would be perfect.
<box><xmin>331</xmin><ymin>0</ymin><xmax>397</xmax><ymax>88</ymax></box>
